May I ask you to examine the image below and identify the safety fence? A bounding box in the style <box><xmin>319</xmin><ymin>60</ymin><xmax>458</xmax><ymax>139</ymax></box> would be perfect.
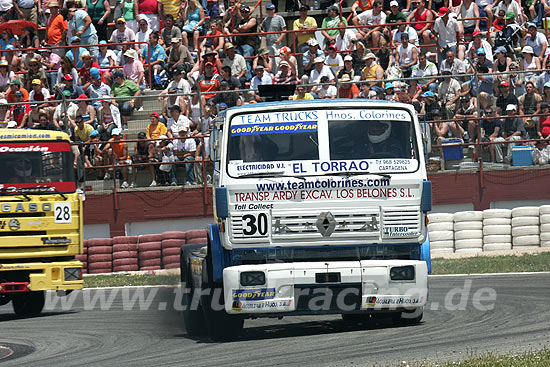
<box><xmin>78</xmin><ymin>229</ymin><xmax>207</xmax><ymax>274</ymax></box>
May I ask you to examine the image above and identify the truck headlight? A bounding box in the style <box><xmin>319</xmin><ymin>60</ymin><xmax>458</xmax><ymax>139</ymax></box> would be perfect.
<box><xmin>64</xmin><ymin>268</ymin><xmax>82</xmax><ymax>281</ymax></box>
<box><xmin>390</xmin><ymin>266</ymin><xmax>415</xmax><ymax>281</ymax></box>
<box><xmin>240</xmin><ymin>271</ymin><xmax>265</xmax><ymax>286</ymax></box>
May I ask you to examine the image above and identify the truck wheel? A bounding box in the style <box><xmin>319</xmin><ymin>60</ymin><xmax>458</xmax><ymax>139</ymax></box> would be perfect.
<box><xmin>0</xmin><ymin>294</ymin><xmax>10</xmax><ymax>306</ymax></box>
<box><xmin>392</xmin><ymin>307</ymin><xmax>423</xmax><ymax>326</ymax></box>
<box><xmin>12</xmin><ymin>291</ymin><xmax>45</xmax><ymax>318</ymax></box>
<box><xmin>180</xmin><ymin>252</ymin><xmax>206</xmax><ymax>337</ymax></box>
<box><xmin>201</xmin><ymin>285</ymin><xmax>244</xmax><ymax>341</ymax></box>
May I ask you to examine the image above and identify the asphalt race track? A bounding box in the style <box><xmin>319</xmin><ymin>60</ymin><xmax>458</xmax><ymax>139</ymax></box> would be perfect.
<box><xmin>1</xmin><ymin>273</ymin><xmax>550</xmax><ymax>367</ymax></box>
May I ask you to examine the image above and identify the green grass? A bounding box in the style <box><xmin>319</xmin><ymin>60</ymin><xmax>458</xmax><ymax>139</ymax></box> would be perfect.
<box><xmin>84</xmin><ymin>273</ymin><xmax>180</xmax><ymax>288</ymax></box>
<box><xmin>412</xmin><ymin>348</ymin><xmax>550</xmax><ymax>366</ymax></box>
<box><xmin>431</xmin><ymin>252</ymin><xmax>550</xmax><ymax>275</ymax></box>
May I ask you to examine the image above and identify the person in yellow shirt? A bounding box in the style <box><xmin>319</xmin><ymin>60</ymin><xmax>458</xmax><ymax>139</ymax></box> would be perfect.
<box><xmin>146</xmin><ymin>112</ymin><xmax>168</xmax><ymax>143</ymax></box>
<box><xmin>361</xmin><ymin>52</ymin><xmax>384</xmax><ymax>88</ymax></box>
<box><xmin>292</xmin><ymin>5</ymin><xmax>317</xmax><ymax>54</ymax></box>
<box><xmin>292</xmin><ymin>84</ymin><xmax>314</xmax><ymax>100</ymax></box>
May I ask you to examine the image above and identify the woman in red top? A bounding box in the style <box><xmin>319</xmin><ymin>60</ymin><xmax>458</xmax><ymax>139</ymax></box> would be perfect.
<box><xmin>137</xmin><ymin>0</ymin><xmax>161</xmax><ymax>32</ymax></box>
<box><xmin>407</xmin><ymin>0</ymin><xmax>433</xmax><ymax>45</ymax></box>
<box><xmin>537</xmin><ymin>102</ymin><xmax>550</xmax><ymax>141</ymax></box>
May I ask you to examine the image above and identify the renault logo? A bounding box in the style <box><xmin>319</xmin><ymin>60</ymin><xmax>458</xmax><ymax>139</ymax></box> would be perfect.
<box><xmin>316</xmin><ymin>212</ymin><xmax>336</xmax><ymax>237</ymax></box>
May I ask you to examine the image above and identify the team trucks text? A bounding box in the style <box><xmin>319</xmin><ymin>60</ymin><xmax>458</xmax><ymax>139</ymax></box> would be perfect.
<box><xmin>180</xmin><ymin>100</ymin><xmax>432</xmax><ymax>340</ymax></box>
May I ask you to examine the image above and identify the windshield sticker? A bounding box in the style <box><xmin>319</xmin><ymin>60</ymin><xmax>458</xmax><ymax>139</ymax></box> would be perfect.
<box><xmin>231</xmin><ymin>121</ymin><xmax>318</xmax><ymax>136</ymax></box>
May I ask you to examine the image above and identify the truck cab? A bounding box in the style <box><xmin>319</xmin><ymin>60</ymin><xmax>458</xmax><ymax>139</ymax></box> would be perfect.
<box><xmin>181</xmin><ymin>100</ymin><xmax>431</xmax><ymax>340</ymax></box>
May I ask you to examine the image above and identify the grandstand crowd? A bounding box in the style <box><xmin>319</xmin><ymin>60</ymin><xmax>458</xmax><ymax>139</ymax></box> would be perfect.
<box><xmin>0</xmin><ymin>0</ymin><xmax>550</xmax><ymax>186</ymax></box>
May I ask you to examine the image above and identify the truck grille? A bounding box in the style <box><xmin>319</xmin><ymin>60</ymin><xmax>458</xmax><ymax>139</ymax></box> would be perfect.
<box><xmin>381</xmin><ymin>207</ymin><xmax>421</xmax><ymax>238</ymax></box>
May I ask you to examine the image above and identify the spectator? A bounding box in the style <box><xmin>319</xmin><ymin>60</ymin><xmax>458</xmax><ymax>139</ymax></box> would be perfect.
<box><xmin>325</xmin><ymin>44</ymin><xmax>343</xmax><ymax>75</ymax></box>
<box><xmin>86</xmin><ymin>0</ymin><xmax>111</xmax><ymax>42</ymax></box>
<box><xmin>22</xmin><ymin>103</ymin><xmax>42</xmax><ymax>129</ymax></box>
<box><xmin>350</xmin><ymin>39</ymin><xmax>368</xmax><ymax>75</ymax></box>
<box><xmin>338</xmin><ymin>55</ymin><xmax>357</xmax><ymax>80</ymax></box>
<box><xmin>495</xmin><ymin>77</ymin><xmax>518</xmax><ymax>111</ymax></box>
<box><xmin>74</xmin><ymin>114</ymin><xmax>94</xmax><ymax>141</ymax></box>
<box><xmin>392</xmin><ymin>17</ymin><xmax>418</xmax><ymax>46</ymax></box>
<box><xmin>338</xmin><ymin>74</ymin><xmax>359</xmax><ymax>98</ymax></box>
<box><xmin>536</xmin><ymin>58</ymin><xmax>550</xmax><ymax>93</ymax></box>
<box><xmin>232</xmin><ymin>4</ymin><xmax>258</xmax><ymax>65</ymax></box>
<box><xmin>83</xmin><ymin>130</ymin><xmax>105</xmax><ymax>177</ymax></box>
<box><xmin>293</xmin><ymin>4</ymin><xmax>317</xmax><ymax>54</ymax></box>
<box><xmin>509</xmin><ymin>61</ymin><xmax>525</xmax><ymax>96</ymax></box>
<box><xmin>316</xmin><ymin>75</ymin><xmax>337</xmax><ymax>99</ymax></box>
<box><xmin>173</xmin><ymin>126</ymin><xmax>197</xmax><ymax>185</ymax></box>
<box><xmin>116</xmin><ymin>42</ymin><xmax>140</xmax><ymax>66</ymax></box>
<box><xmin>141</xmin><ymin>31</ymin><xmax>167</xmax><ymax>79</ymax></box>
<box><xmin>454</xmin><ymin>87</ymin><xmax>478</xmax><ymax>142</ymax></box>
<box><xmin>309</xmin><ymin>57</ymin><xmax>334</xmax><ymax>84</ymax></box>
<box><xmin>14</xmin><ymin>0</ymin><xmax>38</xmax><ymax>24</ymax></box>
<box><xmin>54</xmin><ymin>73</ymin><xmax>84</xmax><ymax>100</ymax></box>
<box><xmin>456</xmin><ymin>0</ymin><xmax>480</xmax><ymax>35</ymax></box>
<box><xmin>411</xmin><ymin>52</ymin><xmax>438</xmax><ymax>93</ymax></box>
<box><xmin>7</xmin><ymin>79</ymin><xmax>29</xmax><ymax>103</ymax></box>
<box><xmin>23</xmin><ymin>58</ymin><xmax>47</xmax><ymax>92</ymax></box>
<box><xmin>273</xmin><ymin>60</ymin><xmax>299</xmax><ymax>84</ymax></box>
<box><xmin>87</xmin><ymin>67</ymin><xmax>111</xmax><ymax>110</ymax></box>
<box><xmin>79</xmin><ymin>50</ymin><xmax>101</xmax><ymax>90</ymax></box>
<box><xmin>97</xmin><ymin>98</ymin><xmax>121</xmax><ymax>140</ymax></box>
<box><xmin>356</xmin><ymin>0</ymin><xmax>386</xmax><ymax>48</ymax></box>
<box><xmin>3</xmin><ymin>45</ymin><xmax>22</xmax><ymax>74</ymax></box>
<box><xmin>222</xmin><ymin>42</ymin><xmax>247</xmax><ymax>85</ymax></box>
<box><xmin>34</xmin><ymin>112</ymin><xmax>59</xmax><ymax>131</ymax></box>
<box><xmin>201</xmin><ymin>19</ymin><xmax>225</xmax><ymax>54</ymax></box>
<box><xmin>146</xmin><ymin>112</ymin><xmax>168</xmax><ymax>142</ymax></box>
<box><xmin>19</xmin><ymin>26</ymin><xmax>39</xmax><ymax>50</ymax></box>
<box><xmin>466</xmin><ymin>30</ymin><xmax>493</xmax><ymax>62</ymax></box>
<box><xmin>518</xmin><ymin>81</ymin><xmax>542</xmax><ymax>138</ymax></box>
<box><xmin>250</xmin><ymin>65</ymin><xmax>273</xmax><ymax>90</ymax></box>
<box><xmin>494</xmin><ymin>104</ymin><xmax>526</xmax><ymax>163</ymax></box>
<box><xmin>395</xmin><ymin>33</ymin><xmax>418</xmax><ymax>78</ymax></box>
<box><xmin>109</xmin><ymin>17</ymin><xmax>137</xmax><ymax>52</ymax></box>
<box><xmin>29</xmin><ymin>79</ymin><xmax>51</xmax><ymax>105</ymax></box>
<box><xmin>520</xmin><ymin>45</ymin><xmax>540</xmax><ymax>85</ymax></box>
<box><xmin>291</xmin><ymin>84</ymin><xmax>314</xmax><ymax>100</ymax></box>
<box><xmin>71</xmin><ymin>94</ymin><xmax>96</xmax><ymax>127</ymax></box>
<box><xmin>160</xmin><ymin>64</ymin><xmax>191</xmax><ymax>98</ymax></box>
<box><xmin>335</xmin><ymin>21</ymin><xmax>357</xmax><ymax>53</ymax></box>
<box><xmin>160</xmin><ymin>13</ymin><xmax>182</xmax><ymax>47</ymax></box>
<box><xmin>476</xmin><ymin>0</ymin><xmax>494</xmax><ymax>31</ymax></box>
<box><xmin>536</xmin><ymin>102</ymin><xmax>550</xmax><ymax>141</ymax></box>
<box><xmin>210</xmin><ymin>80</ymin><xmax>242</xmax><ymax>106</ymax></box>
<box><xmin>45</xmin><ymin>1</ymin><xmax>67</xmax><ymax>56</ymax></box>
<box><xmin>496</xmin><ymin>0</ymin><xmax>522</xmax><ymax>23</ymax></box>
<box><xmin>302</xmin><ymin>39</ymin><xmax>324</xmax><ymax>75</ymax></box>
<box><xmin>119</xmin><ymin>0</ymin><xmax>139</xmax><ymax>33</ymax></box>
<box><xmin>97</xmin><ymin>41</ymin><xmax>117</xmax><ymax>69</ymax></box>
<box><xmin>130</xmin><ymin>131</ymin><xmax>157</xmax><ymax>188</ymax></box>
<box><xmin>162</xmin><ymin>88</ymin><xmax>187</xmax><ymax>125</ymax></box>
<box><xmin>39</xmin><ymin>48</ymin><xmax>62</xmax><ymax>89</ymax></box>
<box><xmin>66</xmin><ymin>36</ymin><xmax>87</xmax><ymax>68</ymax></box>
<box><xmin>479</xmin><ymin>106</ymin><xmax>501</xmax><ymax>162</ymax></box>
<box><xmin>166</xmin><ymin>104</ymin><xmax>191</xmax><ymax>137</ymax></box>
<box><xmin>122</xmin><ymin>50</ymin><xmax>145</xmax><ymax>89</ymax></box>
<box><xmin>104</xmin><ymin>128</ymin><xmax>130</xmax><ymax>188</ymax></box>
<box><xmin>136</xmin><ymin>18</ymin><xmax>152</xmax><ymax>51</ymax></box>
<box><xmin>419</xmin><ymin>91</ymin><xmax>441</xmax><ymax>115</ymax></box>
<box><xmin>522</xmin><ymin>23</ymin><xmax>547</xmax><ymax>63</ymax></box>
<box><xmin>351</xmin><ymin>0</ymin><xmax>374</xmax><ymax>20</ymax></box>
<box><xmin>53</xmin><ymin>90</ymin><xmax>77</xmax><ymax>129</ymax></box>
<box><xmin>196</xmin><ymin>61</ymin><xmax>220</xmax><ymax>100</ymax></box>
<box><xmin>11</xmin><ymin>91</ymin><xmax>30</xmax><ymax>128</ymax></box>
<box><xmin>0</xmin><ymin>60</ymin><xmax>14</xmax><ymax>92</ymax></box>
<box><xmin>438</xmin><ymin>68</ymin><xmax>461</xmax><ymax>118</ymax></box>
<box><xmin>360</xmin><ymin>52</ymin><xmax>384</xmax><ymax>87</ymax></box>
<box><xmin>407</xmin><ymin>0</ymin><xmax>433</xmax><ymax>45</ymax></box>
<box><xmin>321</xmin><ymin>5</ymin><xmax>347</xmax><ymax>48</ymax></box>
<box><xmin>440</xmin><ymin>49</ymin><xmax>466</xmax><ymax>75</ymax></box>
<box><xmin>67</xmin><ymin>7</ymin><xmax>99</xmax><ymax>56</ymax></box>
<box><xmin>433</xmin><ymin>7</ymin><xmax>461</xmax><ymax>67</ymax></box>
<box><xmin>181</xmin><ymin>0</ymin><xmax>206</xmax><ymax>52</ymax></box>
<box><xmin>137</xmin><ymin>0</ymin><xmax>161</xmax><ymax>32</ymax></box>
<box><xmin>260</xmin><ymin>3</ymin><xmax>286</xmax><ymax>56</ymax></box>
<box><xmin>468</xmin><ymin>47</ymin><xmax>493</xmax><ymax>75</ymax></box>
<box><xmin>111</xmin><ymin>69</ymin><xmax>141</xmax><ymax>129</ymax></box>
<box><xmin>279</xmin><ymin>46</ymin><xmax>298</xmax><ymax>75</ymax></box>
<box><xmin>387</xmin><ymin>1</ymin><xmax>406</xmax><ymax>27</ymax></box>
<box><xmin>429</xmin><ymin>108</ymin><xmax>449</xmax><ymax>146</ymax></box>
<box><xmin>0</xmin><ymin>99</ymin><xmax>10</xmax><ymax>124</ymax></box>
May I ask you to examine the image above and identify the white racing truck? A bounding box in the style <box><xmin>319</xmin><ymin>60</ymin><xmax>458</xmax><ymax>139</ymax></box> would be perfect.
<box><xmin>180</xmin><ymin>99</ymin><xmax>432</xmax><ymax>340</ymax></box>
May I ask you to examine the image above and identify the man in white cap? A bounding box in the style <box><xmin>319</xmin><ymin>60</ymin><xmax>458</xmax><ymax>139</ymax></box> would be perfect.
<box><xmin>302</xmin><ymin>38</ymin><xmax>324</xmax><ymax>75</ymax></box>
<box><xmin>309</xmin><ymin>56</ymin><xmax>334</xmax><ymax>84</ymax></box>
<box><xmin>122</xmin><ymin>49</ymin><xmax>145</xmax><ymax>89</ymax></box>
<box><xmin>361</xmin><ymin>52</ymin><xmax>384</xmax><ymax>87</ymax></box>
<box><xmin>273</xmin><ymin>60</ymin><xmax>299</xmax><ymax>84</ymax></box>
<box><xmin>493</xmin><ymin>104</ymin><xmax>526</xmax><ymax>163</ymax></box>
<box><xmin>433</xmin><ymin>6</ymin><xmax>461</xmax><ymax>67</ymax></box>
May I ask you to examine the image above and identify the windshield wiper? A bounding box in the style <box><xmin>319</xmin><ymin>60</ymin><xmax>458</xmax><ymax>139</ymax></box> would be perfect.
<box><xmin>0</xmin><ymin>187</ymin><xmax>32</xmax><ymax>201</ymax></box>
<box><xmin>49</xmin><ymin>188</ymin><xmax>68</xmax><ymax>200</ymax></box>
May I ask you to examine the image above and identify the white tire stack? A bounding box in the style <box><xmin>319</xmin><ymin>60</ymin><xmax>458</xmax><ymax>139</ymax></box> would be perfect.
<box><xmin>482</xmin><ymin>209</ymin><xmax>512</xmax><ymax>251</ymax></box>
<box><xmin>453</xmin><ymin>211</ymin><xmax>483</xmax><ymax>253</ymax></box>
<box><xmin>428</xmin><ymin>213</ymin><xmax>455</xmax><ymax>254</ymax></box>
<box><xmin>539</xmin><ymin>205</ymin><xmax>550</xmax><ymax>248</ymax></box>
<box><xmin>511</xmin><ymin>206</ymin><xmax>540</xmax><ymax>249</ymax></box>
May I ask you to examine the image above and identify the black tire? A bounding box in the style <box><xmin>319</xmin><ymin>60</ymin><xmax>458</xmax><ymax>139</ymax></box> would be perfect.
<box><xmin>12</xmin><ymin>291</ymin><xmax>45</xmax><ymax>318</ymax></box>
<box><xmin>391</xmin><ymin>307</ymin><xmax>424</xmax><ymax>326</ymax></box>
<box><xmin>201</xmin><ymin>285</ymin><xmax>244</xmax><ymax>342</ymax></box>
<box><xmin>180</xmin><ymin>248</ymin><xmax>206</xmax><ymax>337</ymax></box>
<box><xmin>0</xmin><ymin>294</ymin><xmax>10</xmax><ymax>306</ymax></box>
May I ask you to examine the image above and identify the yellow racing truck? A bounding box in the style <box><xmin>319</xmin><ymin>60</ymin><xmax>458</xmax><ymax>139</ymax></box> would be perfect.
<box><xmin>0</xmin><ymin>129</ymin><xmax>83</xmax><ymax>317</ymax></box>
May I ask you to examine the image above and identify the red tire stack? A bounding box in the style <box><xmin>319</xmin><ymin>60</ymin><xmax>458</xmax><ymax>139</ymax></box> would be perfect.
<box><xmin>86</xmin><ymin>238</ymin><xmax>113</xmax><ymax>274</ymax></box>
<box><xmin>161</xmin><ymin>231</ymin><xmax>186</xmax><ymax>269</ymax></box>
<box><xmin>76</xmin><ymin>240</ymin><xmax>88</xmax><ymax>274</ymax></box>
<box><xmin>185</xmin><ymin>229</ymin><xmax>208</xmax><ymax>245</ymax></box>
<box><xmin>138</xmin><ymin>234</ymin><xmax>163</xmax><ymax>271</ymax></box>
<box><xmin>112</xmin><ymin>236</ymin><xmax>139</xmax><ymax>272</ymax></box>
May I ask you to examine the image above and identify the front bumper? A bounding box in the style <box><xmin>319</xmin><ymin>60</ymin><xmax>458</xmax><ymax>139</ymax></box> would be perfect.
<box><xmin>223</xmin><ymin>260</ymin><xmax>428</xmax><ymax>314</ymax></box>
<box><xmin>0</xmin><ymin>260</ymin><xmax>83</xmax><ymax>291</ymax></box>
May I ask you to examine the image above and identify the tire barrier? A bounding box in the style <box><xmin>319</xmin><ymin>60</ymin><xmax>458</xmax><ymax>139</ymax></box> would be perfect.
<box><xmin>428</xmin><ymin>206</ymin><xmax>550</xmax><ymax>254</ymax></box>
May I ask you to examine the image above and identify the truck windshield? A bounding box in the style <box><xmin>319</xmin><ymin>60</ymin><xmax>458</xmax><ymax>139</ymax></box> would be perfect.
<box><xmin>0</xmin><ymin>142</ymin><xmax>75</xmax><ymax>193</ymax></box>
<box><xmin>227</xmin><ymin>108</ymin><xmax>418</xmax><ymax>178</ymax></box>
